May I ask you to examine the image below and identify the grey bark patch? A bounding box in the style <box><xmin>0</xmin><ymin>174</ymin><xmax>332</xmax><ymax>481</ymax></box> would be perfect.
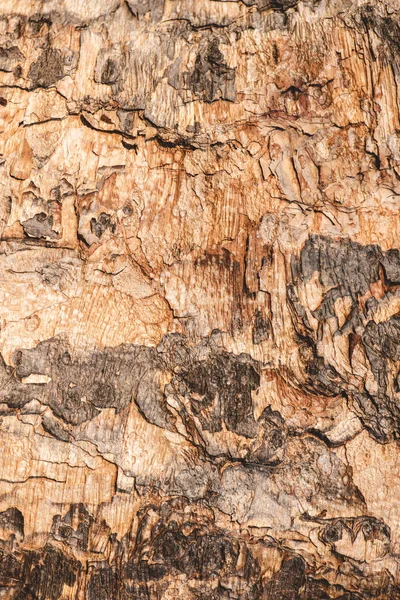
<box><xmin>395</xmin><ymin>370</ymin><xmax>400</xmax><ymax>393</ymax></box>
<box><xmin>0</xmin><ymin>551</ymin><xmax>24</xmax><ymax>590</ymax></box>
<box><xmin>364</xmin><ymin>317</ymin><xmax>400</xmax><ymax>365</ymax></box>
<box><xmin>293</xmin><ymin>235</ymin><xmax>400</xmax><ymax>443</ymax></box>
<box><xmin>38</xmin><ymin>259</ymin><xmax>80</xmax><ymax>292</ymax></box>
<box><xmin>89</xmin><ymin>381</ymin><xmax>115</xmax><ymax>409</ymax></box>
<box><xmin>265</xmin><ymin>0</ymin><xmax>299</xmax><ymax>8</ymax></box>
<box><xmin>1</xmin><ymin>333</ymin><xmax>283</xmax><ymax>462</ymax></box>
<box><xmin>125</xmin><ymin>0</ymin><xmax>165</xmax><ymax>21</ymax></box>
<box><xmin>41</xmin><ymin>412</ymin><xmax>71</xmax><ymax>442</ymax></box>
<box><xmin>87</xmin><ymin>568</ymin><xmax>119</xmax><ymax>600</ymax></box>
<box><xmin>4</xmin><ymin>334</ymin><xmax>266</xmax><ymax>442</ymax></box>
<box><xmin>302</xmin><ymin>578</ymin><xmax>361</xmax><ymax>600</ymax></box>
<box><xmin>381</xmin><ymin>249</ymin><xmax>400</xmax><ymax>284</ymax></box>
<box><xmin>129</xmin><ymin>498</ymin><xmax>261</xmax><ymax>592</ymax></box>
<box><xmin>297</xmin><ymin>235</ymin><xmax>383</xmax><ymax>300</ymax></box>
<box><xmin>214</xmin><ymin>434</ymin><xmax>364</xmax><ymax>526</ymax></box>
<box><xmin>0</xmin><ymin>545</ymin><xmax>81</xmax><ymax>600</ymax></box>
<box><xmin>135</xmin><ymin>369</ymin><xmax>176</xmax><ymax>430</ymax></box>
<box><xmin>263</xmin><ymin>554</ymin><xmax>305</xmax><ymax>600</ymax></box>
<box><xmin>94</xmin><ymin>46</ymin><xmax>126</xmax><ymax>88</ymax></box>
<box><xmin>351</xmin><ymin>390</ymin><xmax>398</xmax><ymax>444</ymax></box>
<box><xmin>26</xmin><ymin>546</ymin><xmax>81</xmax><ymax>600</ymax></box>
<box><xmin>248</xmin><ymin>407</ymin><xmax>286</xmax><ymax>465</ymax></box>
<box><xmin>252</xmin><ymin>310</ymin><xmax>272</xmax><ymax>344</ymax></box>
<box><xmin>0</xmin><ymin>46</ymin><xmax>24</xmax><ymax>72</ymax></box>
<box><xmin>357</xmin><ymin>6</ymin><xmax>400</xmax><ymax>75</ymax></box>
<box><xmin>21</xmin><ymin>213</ymin><xmax>58</xmax><ymax>240</ymax></box>
<box><xmin>0</xmin><ymin>498</ymin><xmax>376</xmax><ymax>599</ymax></box>
<box><xmin>51</xmin><ymin>504</ymin><xmax>94</xmax><ymax>551</ymax></box>
<box><xmin>319</xmin><ymin>516</ymin><xmax>390</xmax><ymax>554</ymax></box>
<box><xmin>189</xmin><ymin>39</ymin><xmax>236</xmax><ymax>103</ymax></box>
<box><xmin>9</xmin><ymin>337</ymin><xmax>180</xmax><ymax>429</ymax></box>
<box><xmin>2</xmin><ymin>331</ymin><xmax>314</xmax><ymax>476</ymax></box>
<box><xmin>28</xmin><ymin>48</ymin><xmax>66</xmax><ymax>88</ymax></box>
<box><xmin>117</xmin><ymin>110</ymin><xmax>135</xmax><ymax>132</ymax></box>
<box><xmin>359</xmin><ymin>317</ymin><xmax>400</xmax><ymax>431</ymax></box>
<box><xmin>177</xmin><ymin>348</ymin><xmax>260</xmax><ymax>438</ymax></box>
<box><xmin>101</xmin><ymin>60</ymin><xmax>119</xmax><ymax>84</ymax></box>
<box><xmin>90</xmin><ymin>213</ymin><xmax>116</xmax><ymax>239</ymax></box>
<box><xmin>262</xmin><ymin>550</ymin><xmax>368</xmax><ymax>599</ymax></box>
<box><xmin>83</xmin><ymin>497</ymin><xmax>262</xmax><ymax>598</ymax></box>
<box><xmin>27</xmin><ymin>15</ymin><xmax>52</xmax><ymax>36</ymax></box>
<box><xmin>0</xmin><ymin>507</ymin><xmax>24</xmax><ymax>541</ymax></box>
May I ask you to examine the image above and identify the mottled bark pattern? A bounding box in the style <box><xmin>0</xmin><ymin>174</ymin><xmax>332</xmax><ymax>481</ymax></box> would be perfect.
<box><xmin>0</xmin><ymin>0</ymin><xmax>399</xmax><ymax>598</ymax></box>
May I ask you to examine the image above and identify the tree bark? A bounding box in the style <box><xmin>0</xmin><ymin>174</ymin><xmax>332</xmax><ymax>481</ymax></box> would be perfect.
<box><xmin>0</xmin><ymin>0</ymin><xmax>400</xmax><ymax>598</ymax></box>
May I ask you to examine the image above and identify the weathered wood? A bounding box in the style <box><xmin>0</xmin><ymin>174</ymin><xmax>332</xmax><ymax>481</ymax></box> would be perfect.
<box><xmin>0</xmin><ymin>0</ymin><xmax>400</xmax><ymax>598</ymax></box>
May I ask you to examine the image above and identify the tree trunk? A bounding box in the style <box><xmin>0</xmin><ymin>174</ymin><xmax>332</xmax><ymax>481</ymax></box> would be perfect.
<box><xmin>0</xmin><ymin>0</ymin><xmax>399</xmax><ymax>598</ymax></box>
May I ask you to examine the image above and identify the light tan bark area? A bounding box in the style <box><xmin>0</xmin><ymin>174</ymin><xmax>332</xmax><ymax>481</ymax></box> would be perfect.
<box><xmin>0</xmin><ymin>0</ymin><xmax>400</xmax><ymax>598</ymax></box>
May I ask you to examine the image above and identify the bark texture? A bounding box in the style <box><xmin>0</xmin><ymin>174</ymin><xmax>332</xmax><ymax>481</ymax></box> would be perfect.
<box><xmin>0</xmin><ymin>0</ymin><xmax>400</xmax><ymax>598</ymax></box>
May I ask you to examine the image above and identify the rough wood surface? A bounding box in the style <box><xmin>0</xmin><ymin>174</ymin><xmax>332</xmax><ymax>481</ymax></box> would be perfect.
<box><xmin>0</xmin><ymin>0</ymin><xmax>400</xmax><ymax>598</ymax></box>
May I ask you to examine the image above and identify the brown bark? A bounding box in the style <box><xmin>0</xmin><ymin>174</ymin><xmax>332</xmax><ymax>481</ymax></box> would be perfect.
<box><xmin>0</xmin><ymin>0</ymin><xmax>400</xmax><ymax>598</ymax></box>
